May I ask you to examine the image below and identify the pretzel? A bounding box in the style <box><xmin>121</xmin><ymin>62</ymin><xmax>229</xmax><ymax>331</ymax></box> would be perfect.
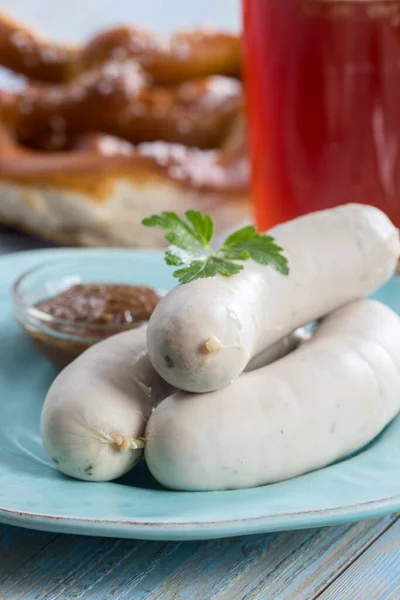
<box><xmin>111</xmin><ymin>75</ymin><xmax>242</xmax><ymax>150</ymax></box>
<box><xmin>0</xmin><ymin>60</ymin><xmax>147</xmax><ymax>148</ymax></box>
<box><xmin>0</xmin><ymin>13</ymin><xmax>241</xmax><ymax>84</ymax></box>
<box><xmin>0</xmin><ymin>12</ymin><xmax>76</xmax><ymax>82</ymax></box>
<box><xmin>0</xmin><ymin>73</ymin><xmax>242</xmax><ymax>150</ymax></box>
<box><xmin>0</xmin><ymin>121</ymin><xmax>248</xmax><ymax>190</ymax></box>
<box><xmin>0</xmin><ymin>123</ymin><xmax>249</xmax><ymax>247</ymax></box>
<box><xmin>79</xmin><ymin>26</ymin><xmax>241</xmax><ymax>84</ymax></box>
<box><xmin>0</xmin><ymin>13</ymin><xmax>250</xmax><ymax>248</ymax></box>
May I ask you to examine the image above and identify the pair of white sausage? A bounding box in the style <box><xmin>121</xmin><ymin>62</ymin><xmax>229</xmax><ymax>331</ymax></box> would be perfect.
<box><xmin>41</xmin><ymin>203</ymin><xmax>400</xmax><ymax>489</ymax></box>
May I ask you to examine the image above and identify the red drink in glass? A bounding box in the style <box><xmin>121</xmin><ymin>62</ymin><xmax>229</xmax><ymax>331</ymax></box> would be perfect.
<box><xmin>243</xmin><ymin>0</ymin><xmax>400</xmax><ymax>230</ymax></box>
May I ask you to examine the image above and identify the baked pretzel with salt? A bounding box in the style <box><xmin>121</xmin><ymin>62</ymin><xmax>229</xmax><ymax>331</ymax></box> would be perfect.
<box><xmin>0</xmin><ymin>72</ymin><xmax>242</xmax><ymax>151</ymax></box>
<box><xmin>0</xmin><ymin>12</ymin><xmax>250</xmax><ymax>248</ymax></box>
<box><xmin>0</xmin><ymin>13</ymin><xmax>241</xmax><ymax>84</ymax></box>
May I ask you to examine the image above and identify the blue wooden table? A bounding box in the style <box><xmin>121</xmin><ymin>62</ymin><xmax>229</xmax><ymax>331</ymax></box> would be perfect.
<box><xmin>0</xmin><ymin>500</ymin><xmax>398</xmax><ymax>598</ymax></box>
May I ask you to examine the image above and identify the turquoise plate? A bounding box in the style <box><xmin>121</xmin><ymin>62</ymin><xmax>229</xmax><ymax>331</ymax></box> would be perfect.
<box><xmin>0</xmin><ymin>248</ymin><xmax>400</xmax><ymax>541</ymax></box>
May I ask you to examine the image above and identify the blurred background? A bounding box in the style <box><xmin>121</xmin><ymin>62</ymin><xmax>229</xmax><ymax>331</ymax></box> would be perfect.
<box><xmin>0</xmin><ymin>0</ymin><xmax>242</xmax><ymax>253</ymax></box>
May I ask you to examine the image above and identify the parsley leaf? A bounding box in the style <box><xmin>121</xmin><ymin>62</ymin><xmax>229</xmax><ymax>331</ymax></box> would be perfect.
<box><xmin>185</xmin><ymin>210</ymin><xmax>214</xmax><ymax>246</ymax></box>
<box><xmin>142</xmin><ymin>212</ymin><xmax>203</xmax><ymax>252</ymax></box>
<box><xmin>173</xmin><ymin>257</ymin><xmax>243</xmax><ymax>284</ymax></box>
<box><xmin>220</xmin><ymin>226</ymin><xmax>289</xmax><ymax>275</ymax></box>
<box><xmin>142</xmin><ymin>210</ymin><xmax>289</xmax><ymax>284</ymax></box>
<box><xmin>164</xmin><ymin>246</ymin><xmax>195</xmax><ymax>267</ymax></box>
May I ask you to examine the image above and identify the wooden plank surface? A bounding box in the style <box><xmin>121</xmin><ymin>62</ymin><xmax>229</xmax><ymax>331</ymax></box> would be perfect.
<box><xmin>320</xmin><ymin>517</ymin><xmax>400</xmax><ymax>600</ymax></box>
<box><xmin>0</xmin><ymin>525</ymin><xmax>56</xmax><ymax>581</ymax></box>
<box><xmin>0</xmin><ymin>516</ymin><xmax>398</xmax><ymax>599</ymax></box>
<box><xmin>223</xmin><ymin>515</ymin><xmax>400</xmax><ymax>600</ymax></box>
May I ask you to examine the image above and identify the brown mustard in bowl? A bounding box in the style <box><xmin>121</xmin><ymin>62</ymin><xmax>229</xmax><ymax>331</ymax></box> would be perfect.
<box><xmin>13</xmin><ymin>257</ymin><xmax>161</xmax><ymax>369</ymax></box>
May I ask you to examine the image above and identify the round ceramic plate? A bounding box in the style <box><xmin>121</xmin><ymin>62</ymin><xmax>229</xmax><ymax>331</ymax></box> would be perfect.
<box><xmin>1</xmin><ymin>248</ymin><xmax>400</xmax><ymax>541</ymax></box>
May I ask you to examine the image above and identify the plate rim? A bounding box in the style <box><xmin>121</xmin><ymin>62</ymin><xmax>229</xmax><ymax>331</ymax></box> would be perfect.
<box><xmin>1</xmin><ymin>492</ymin><xmax>400</xmax><ymax>541</ymax></box>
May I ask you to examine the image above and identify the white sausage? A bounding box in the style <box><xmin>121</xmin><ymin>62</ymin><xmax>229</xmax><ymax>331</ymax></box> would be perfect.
<box><xmin>144</xmin><ymin>300</ymin><xmax>400</xmax><ymax>491</ymax></box>
<box><xmin>40</xmin><ymin>324</ymin><xmax>305</xmax><ymax>481</ymax></box>
<box><xmin>41</xmin><ymin>326</ymin><xmax>174</xmax><ymax>481</ymax></box>
<box><xmin>147</xmin><ymin>204</ymin><xmax>399</xmax><ymax>392</ymax></box>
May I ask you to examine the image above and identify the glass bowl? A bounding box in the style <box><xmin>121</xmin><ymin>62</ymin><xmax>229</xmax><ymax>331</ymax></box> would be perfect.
<box><xmin>12</xmin><ymin>256</ymin><xmax>163</xmax><ymax>370</ymax></box>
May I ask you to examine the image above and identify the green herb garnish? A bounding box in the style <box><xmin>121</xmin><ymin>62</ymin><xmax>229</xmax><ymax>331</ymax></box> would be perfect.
<box><xmin>142</xmin><ymin>210</ymin><xmax>289</xmax><ymax>284</ymax></box>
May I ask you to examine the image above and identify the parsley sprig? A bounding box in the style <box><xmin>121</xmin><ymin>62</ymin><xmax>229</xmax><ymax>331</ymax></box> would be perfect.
<box><xmin>142</xmin><ymin>210</ymin><xmax>289</xmax><ymax>284</ymax></box>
